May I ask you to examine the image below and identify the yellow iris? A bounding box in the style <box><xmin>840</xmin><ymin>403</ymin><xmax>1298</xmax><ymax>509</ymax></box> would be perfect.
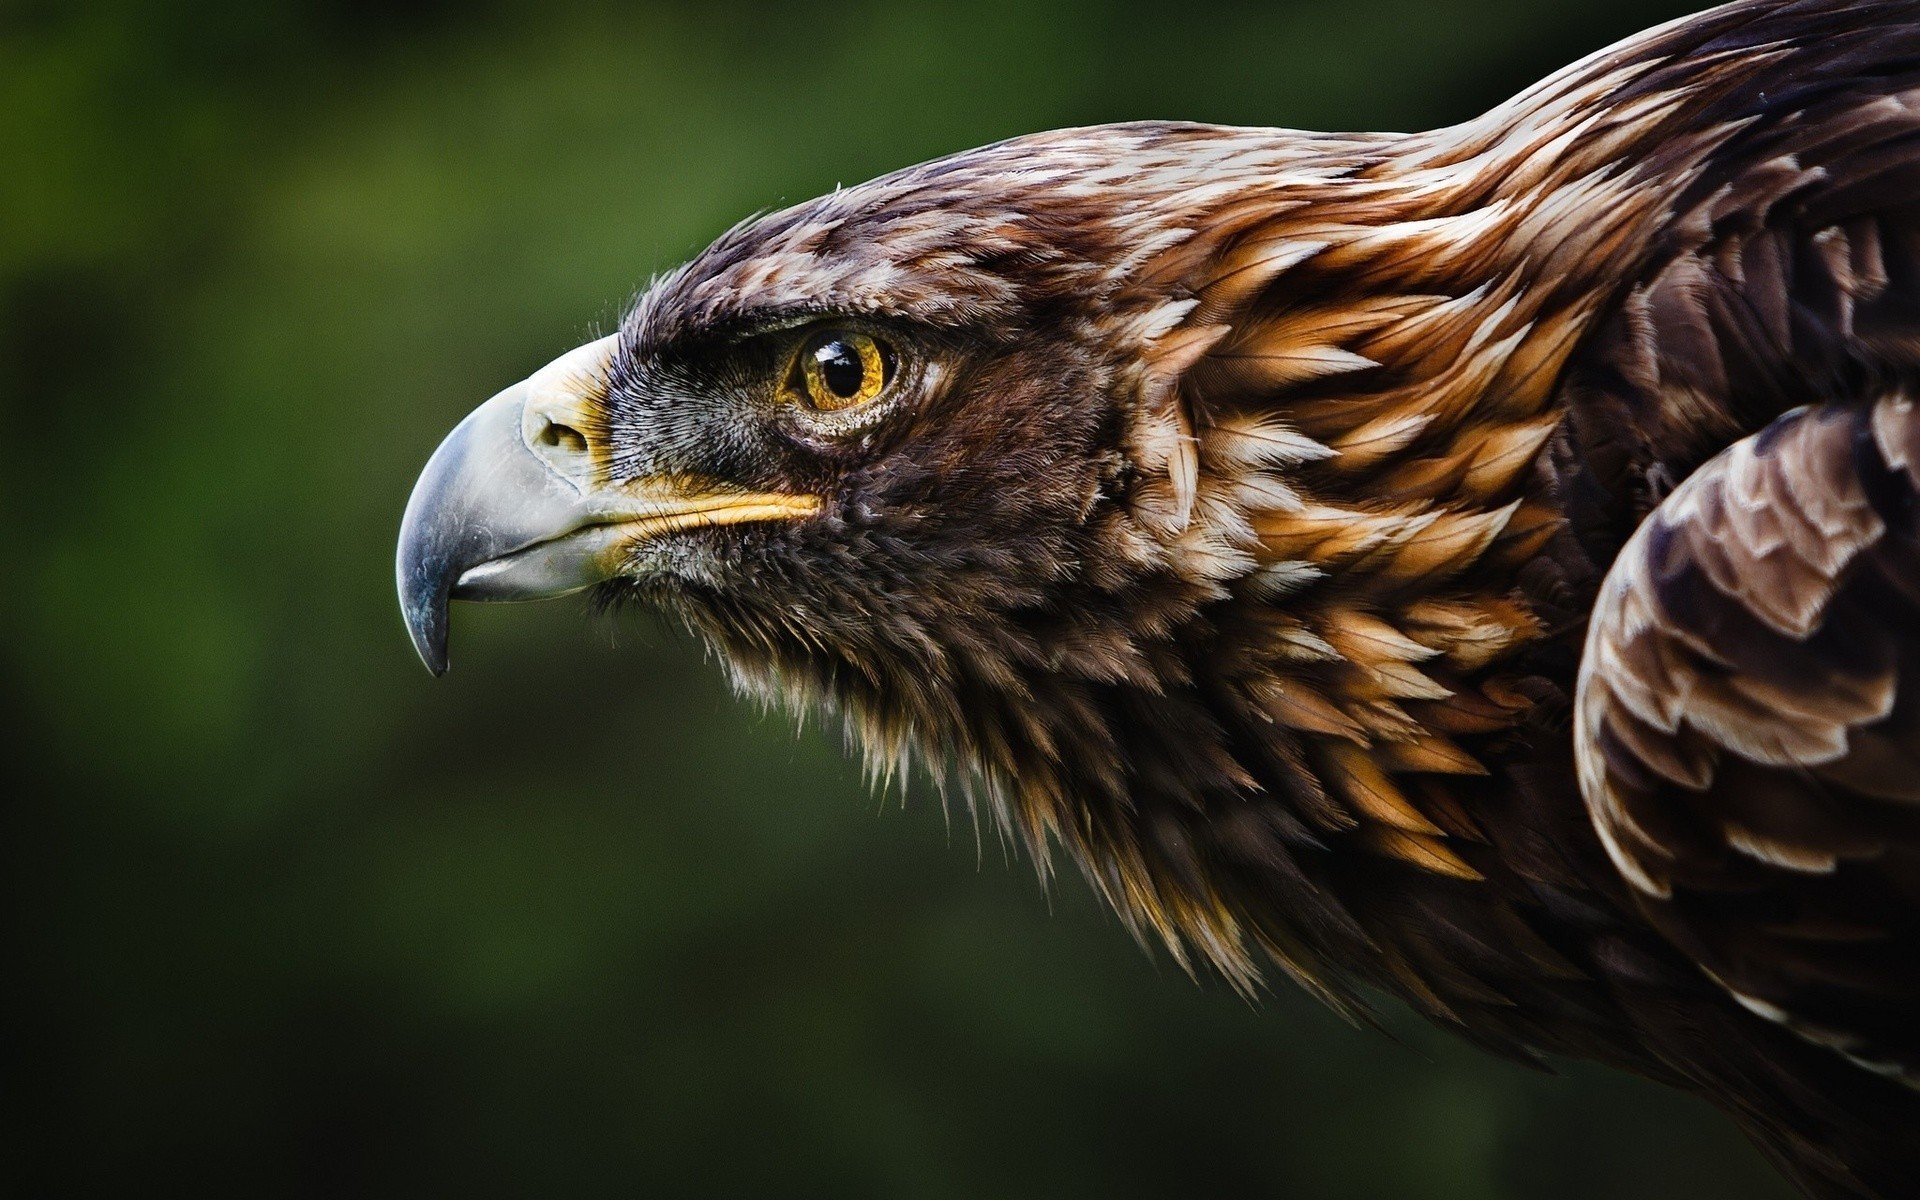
<box><xmin>794</xmin><ymin>331</ymin><xmax>891</xmax><ymax>411</ymax></box>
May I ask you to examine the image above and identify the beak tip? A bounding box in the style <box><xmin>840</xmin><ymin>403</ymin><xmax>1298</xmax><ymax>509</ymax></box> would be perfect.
<box><xmin>418</xmin><ymin>641</ymin><xmax>450</xmax><ymax>678</ymax></box>
<box><xmin>398</xmin><ymin>540</ymin><xmax>455</xmax><ymax>677</ymax></box>
<box><xmin>401</xmin><ymin>592</ymin><xmax>453</xmax><ymax>677</ymax></box>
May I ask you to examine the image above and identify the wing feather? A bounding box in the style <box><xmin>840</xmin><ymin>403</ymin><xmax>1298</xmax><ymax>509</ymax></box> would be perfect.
<box><xmin>1576</xmin><ymin>397</ymin><xmax>1920</xmax><ymax>1083</ymax></box>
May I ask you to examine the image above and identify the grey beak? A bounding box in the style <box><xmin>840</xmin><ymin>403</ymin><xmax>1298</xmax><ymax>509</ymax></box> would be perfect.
<box><xmin>396</xmin><ymin>381</ymin><xmax>602</xmax><ymax>675</ymax></box>
<box><xmin>396</xmin><ymin>335</ymin><xmax>822</xmax><ymax>675</ymax></box>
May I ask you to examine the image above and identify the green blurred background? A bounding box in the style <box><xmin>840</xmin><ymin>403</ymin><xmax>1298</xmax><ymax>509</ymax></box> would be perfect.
<box><xmin>3</xmin><ymin>1</ymin><xmax>1796</xmax><ymax>1195</ymax></box>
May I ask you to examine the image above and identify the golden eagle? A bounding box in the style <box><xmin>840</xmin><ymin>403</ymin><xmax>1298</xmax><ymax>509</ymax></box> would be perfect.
<box><xmin>397</xmin><ymin>2</ymin><xmax>1920</xmax><ymax>1193</ymax></box>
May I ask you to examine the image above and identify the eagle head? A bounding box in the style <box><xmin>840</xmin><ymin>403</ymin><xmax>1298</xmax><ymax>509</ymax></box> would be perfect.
<box><xmin>399</xmin><ymin>123</ymin><xmax>1361</xmax><ymax>910</ymax></box>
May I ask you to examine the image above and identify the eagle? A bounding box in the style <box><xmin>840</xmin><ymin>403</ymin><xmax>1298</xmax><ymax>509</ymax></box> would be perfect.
<box><xmin>395</xmin><ymin>2</ymin><xmax>1920</xmax><ymax>1194</ymax></box>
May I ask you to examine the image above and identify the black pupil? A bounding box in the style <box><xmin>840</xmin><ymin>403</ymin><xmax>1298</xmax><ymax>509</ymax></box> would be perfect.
<box><xmin>814</xmin><ymin>340</ymin><xmax>865</xmax><ymax>398</ymax></box>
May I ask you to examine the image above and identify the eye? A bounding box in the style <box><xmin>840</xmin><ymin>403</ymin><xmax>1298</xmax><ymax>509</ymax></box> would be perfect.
<box><xmin>789</xmin><ymin>330</ymin><xmax>895</xmax><ymax>411</ymax></box>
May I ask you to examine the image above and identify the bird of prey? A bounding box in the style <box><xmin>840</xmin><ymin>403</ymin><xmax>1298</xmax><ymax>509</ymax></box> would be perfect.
<box><xmin>396</xmin><ymin>1</ymin><xmax>1920</xmax><ymax>1194</ymax></box>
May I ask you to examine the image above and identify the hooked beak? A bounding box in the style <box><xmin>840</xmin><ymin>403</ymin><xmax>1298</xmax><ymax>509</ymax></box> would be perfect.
<box><xmin>396</xmin><ymin>335</ymin><xmax>820</xmax><ymax>675</ymax></box>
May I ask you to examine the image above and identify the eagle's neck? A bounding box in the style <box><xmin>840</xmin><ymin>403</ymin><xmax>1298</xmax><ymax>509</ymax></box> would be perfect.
<box><xmin>994</xmin><ymin>45</ymin><xmax>1768</xmax><ymax>991</ymax></box>
<box><xmin>708</xmin><ymin>9</ymin><xmax>1787</xmax><ymax>999</ymax></box>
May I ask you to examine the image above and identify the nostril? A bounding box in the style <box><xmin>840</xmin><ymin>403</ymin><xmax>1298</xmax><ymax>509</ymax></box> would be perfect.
<box><xmin>536</xmin><ymin>417</ymin><xmax>589</xmax><ymax>458</ymax></box>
